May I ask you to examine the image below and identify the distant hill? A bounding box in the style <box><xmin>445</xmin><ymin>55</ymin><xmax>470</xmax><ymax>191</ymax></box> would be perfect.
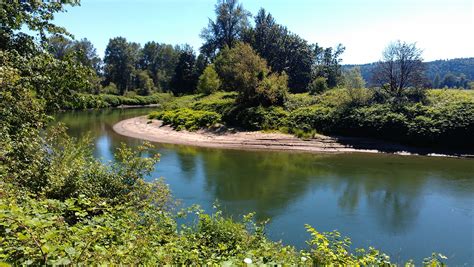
<box><xmin>344</xmin><ymin>58</ymin><xmax>474</xmax><ymax>88</ymax></box>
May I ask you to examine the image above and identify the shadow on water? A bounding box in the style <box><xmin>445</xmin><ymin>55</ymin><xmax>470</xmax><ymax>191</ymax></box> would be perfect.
<box><xmin>333</xmin><ymin>135</ymin><xmax>474</xmax><ymax>157</ymax></box>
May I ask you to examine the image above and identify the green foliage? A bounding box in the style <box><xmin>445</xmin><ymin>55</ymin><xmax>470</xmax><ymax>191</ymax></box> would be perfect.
<box><xmin>246</xmin><ymin>9</ymin><xmax>314</xmax><ymax>91</ymax></box>
<box><xmin>192</xmin><ymin>92</ymin><xmax>237</xmax><ymax>114</ymax></box>
<box><xmin>0</xmin><ymin>54</ymin><xmax>47</xmax><ymax>188</ymax></box>
<box><xmin>255</xmin><ymin>72</ymin><xmax>288</xmax><ymax>106</ymax></box>
<box><xmin>197</xmin><ymin>64</ymin><xmax>221</xmax><ymax>94</ymax></box>
<box><xmin>1</xmin><ymin>50</ymin><xmax>96</xmax><ymax>112</ymax></box>
<box><xmin>0</xmin><ymin>1</ymin><xmax>76</xmax><ymax>55</ymax></box>
<box><xmin>134</xmin><ymin>70</ymin><xmax>156</xmax><ymax>96</ymax></box>
<box><xmin>47</xmin><ymin>37</ymin><xmax>102</xmax><ymax>75</ymax></box>
<box><xmin>102</xmin><ymin>82</ymin><xmax>119</xmax><ymax>95</ymax></box>
<box><xmin>0</xmin><ymin>181</ymin><xmax>448</xmax><ymax>265</ymax></box>
<box><xmin>200</xmin><ymin>0</ymin><xmax>251</xmax><ymax>58</ymax></box>
<box><xmin>158</xmin><ymin>94</ymin><xmax>203</xmax><ymax>110</ymax></box>
<box><xmin>286</xmin><ymin>89</ymin><xmax>474</xmax><ymax>147</ymax></box>
<box><xmin>284</xmin><ymin>93</ymin><xmax>319</xmax><ymax>111</ymax></box>
<box><xmin>214</xmin><ymin>42</ymin><xmax>288</xmax><ymax>106</ymax></box>
<box><xmin>170</xmin><ymin>47</ymin><xmax>199</xmax><ymax>95</ymax></box>
<box><xmin>312</xmin><ymin>44</ymin><xmax>346</xmax><ymax>88</ymax></box>
<box><xmin>306</xmin><ymin>225</ymin><xmax>392</xmax><ymax>266</ymax></box>
<box><xmin>230</xmin><ymin>106</ymin><xmax>289</xmax><ymax>130</ymax></box>
<box><xmin>343</xmin><ymin>67</ymin><xmax>365</xmax><ymax>90</ymax></box>
<box><xmin>62</xmin><ymin>93</ymin><xmax>172</xmax><ymax>110</ymax></box>
<box><xmin>308</xmin><ymin>77</ymin><xmax>328</xmax><ymax>95</ymax></box>
<box><xmin>343</xmin><ymin>66</ymin><xmax>366</xmax><ymax>104</ymax></box>
<box><xmin>214</xmin><ymin>42</ymin><xmax>269</xmax><ymax>94</ymax></box>
<box><xmin>150</xmin><ymin>89</ymin><xmax>473</xmax><ymax>147</ymax></box>
<box><xmin>0</xmin><ymin>1</ymin><xmax>462</xmax><ymax>265</ymax></box>
<box><xmin>104</xmin><ymin>37</ymin><xmax>141</xmax><ymax>95</ymax></box>
<box><xmin>139</xmin><ymin>41</ymin><xmax>181</xmax><ymax>91</ymax></box>
<box><xmin>149</xmin><ymin>108</ymin><xmax>222</xmax><ymax>131</ymax></box>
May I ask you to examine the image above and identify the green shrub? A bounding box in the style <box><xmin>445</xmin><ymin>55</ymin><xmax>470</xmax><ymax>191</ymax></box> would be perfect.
<box><xmin>214</xmin><ymin>42</ymin><xmax>288</xmax><ymax>106</ymax></box>
<box><xmin>287</xmin><ymin>105</ymin><xmax>337</xmax><ymax>133</ymax></box>
<box><xmin>347</xmin><ymin>104</ymin><xmax>409</xmax><ymax>138</ymax></box>
<box><xmin>197</xmin><ymin>64</ymin><xmax>221</xmax><ymax>95</ymax></box>
<box><xmin>285</xmin><ymin>93</ymin><xmax>319</xmax><ymax>111</ymax></box>
<box><xmin>255</xmin><ymin>72</ymin><xmax>289</xmax><ymax>106</ymax></box>
<box><xmin>149</xmin><ymin>108</ymin><xmax>221</xmax><ymax>131</ymax></box>
<box><xmin>61</xmin><ymin>93</ymin><xmax>174</xmax><ymax>110</ymax></box>
<box><xmin>230</xmin><ymin>106</ymin><xmax>289</xmax><ymax>130</ymax></box>
<box><xmin>158</xmin><ymin>94</ymin><xmax>202</xmax><ymax>110</ymax></box>
<box><xmin>102</xmin><ymin>82</ymin><xmax>118</xmax><ymax>95</ymax></box>
<box><xmin>308</xmin><ymin>77</ymin><xmax>328</xmax><ymax>95</ymax></box>
<box><xmin>191</xmin><ymin>92</ymin><xmax>237</xmax><ymax>114</ymax></box>
<box><xmin>214</xmin><ymin>42</ymin><xmax>268</xmax><ymax>95</ymax></box>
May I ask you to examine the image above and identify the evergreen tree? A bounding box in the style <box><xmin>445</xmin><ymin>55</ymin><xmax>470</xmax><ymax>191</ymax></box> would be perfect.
<box><xmin>433</xmin><ymin>74</ymin><xmax>441</xmax><ymax>88</ymax></box>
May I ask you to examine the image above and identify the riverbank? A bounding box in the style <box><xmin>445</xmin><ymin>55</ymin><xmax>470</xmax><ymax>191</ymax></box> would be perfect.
<box><xmin>113</xmin><ymin>116</ymin><xmax>473</xmax><ymax>157</ymax></box>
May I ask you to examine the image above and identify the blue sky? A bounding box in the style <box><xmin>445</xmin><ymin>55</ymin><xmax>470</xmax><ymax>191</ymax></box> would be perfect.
<box><xmin>53</xmin><ymin>0</ymin><xmax>473</xmax><ymax>64</ymax></box>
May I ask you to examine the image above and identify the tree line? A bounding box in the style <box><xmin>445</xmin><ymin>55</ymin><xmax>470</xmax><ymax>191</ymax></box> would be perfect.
<box><xmin>346</xmin><ymin>58</ymin><xmax>474</xmax><ymax>90</ymax></box>
<box><xmin>44</xmin><ymin>0</ymin><xmax>347</xmax><ymax>97</ymax></box>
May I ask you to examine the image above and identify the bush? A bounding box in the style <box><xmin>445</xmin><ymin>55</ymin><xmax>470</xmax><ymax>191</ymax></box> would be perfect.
<box><xmin>134</xmin><ymin>70</ymin><xmax>156</xmax><ymax>96</ymax></box>
<box><xmin>229</xmin><ymin>106</ymin><xmax>289</xmax><ymax>130</ymax></box>
<box><xmin>102</xmin><ymin>82</ymin><xmax>119</xmax><ymax>95</ymax></box>
<box><xmin>308</xmin><ymin>77</ymin><xmax>328</xmax><ymax>95</ymax></box>
<box><xmin>287</xmin><ymin>105</ymin><xmax>338</xmax><ymax>133</ymax></box>
<box><xmin>149</xmin><ymin>108</ymin><xmax>222</xmax><ymax>131</ymax></box>
<box><xmin>214</xmin><ymin>42</ymin><xmax>268</xmax><ymax>95</ymax></box>
<box><xmin>191</xmin><ymin>92</ymin><xmax>237</xmax><ymax>114</ymax></box>
<box><xmin>255</xmin><ymin>72</ymin><xmax>289</xmax><ymax>106</ymax></box>
<box><xmin>284</xmin><ymin>89</ymin><xmax>474</xmax><ymax>147</ymax></box>
<box><xmin>61</xmin><ymin>93</ymin><xmax>174</xmax><ymax>110</ymax></box>
<box><xmin>197</xmin><ymin>64</ymin><xmax>221</xmax><ymax>95</ymax></box>
<box><xmin>214</xmin><ymin>42</ymin><xmax>288</xmax><ymax>106</ymax></box>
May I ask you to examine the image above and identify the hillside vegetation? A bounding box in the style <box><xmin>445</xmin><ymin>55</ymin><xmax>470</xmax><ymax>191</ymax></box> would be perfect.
<box><xmin>345</xmin><ymin>57</ymin><xmax>474</xmax><ymax>89</ymax></box>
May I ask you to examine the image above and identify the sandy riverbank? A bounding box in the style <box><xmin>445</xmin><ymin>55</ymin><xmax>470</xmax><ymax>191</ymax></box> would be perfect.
<box><xmin>113</xmin><ymin>116</ymin><xmax>371</xmax><ymax>153</ymax></box>
<box><xmin>113</xmin><ymin>116</ymin><xmax>473</xmax><ymax>157</ymax></box>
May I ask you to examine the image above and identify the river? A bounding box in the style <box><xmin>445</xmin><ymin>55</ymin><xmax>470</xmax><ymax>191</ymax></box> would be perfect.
<box><xmin>55</xmin><ymin>107</ymin><xmax>474</xmax><ymax>265</ymax></box>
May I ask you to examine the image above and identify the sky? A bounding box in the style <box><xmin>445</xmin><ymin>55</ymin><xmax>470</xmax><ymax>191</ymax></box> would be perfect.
<box><xmin>53</xmin><ymin>0</ymin><xmax>474</xmax><ymax>64</ymax></box>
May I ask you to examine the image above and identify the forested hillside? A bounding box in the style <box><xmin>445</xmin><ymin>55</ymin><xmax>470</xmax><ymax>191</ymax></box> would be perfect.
<box><xmin>345</xmin><ymin>58</ymin><xmax>474</xmax><ymax>89</ymax></box>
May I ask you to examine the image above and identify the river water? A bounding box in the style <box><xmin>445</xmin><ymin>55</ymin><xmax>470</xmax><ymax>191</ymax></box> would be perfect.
<box><xmin>55</xmin><ymin>107</ymin><xmax>474</xmax><ymax>265</ymax></box>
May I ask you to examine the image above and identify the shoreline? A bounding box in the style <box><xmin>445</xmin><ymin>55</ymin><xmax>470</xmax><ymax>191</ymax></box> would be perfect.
<box><xmin>113</xmin><ymin>116</ymin><xmax>473</xmax><ymax>158</ymax></box>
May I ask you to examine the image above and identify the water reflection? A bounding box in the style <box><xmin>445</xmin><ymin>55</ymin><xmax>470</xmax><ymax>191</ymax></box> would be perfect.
<box><xmin>201</xmin><ymin>149</ymin><xmax>429</xmax><ymax>234</ymax></box>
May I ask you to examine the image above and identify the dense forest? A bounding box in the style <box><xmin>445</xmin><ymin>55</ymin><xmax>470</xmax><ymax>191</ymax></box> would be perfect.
<box><xmin>345</xmin><ymin>57</ymin><xmax>474</xmax><ymax>89</ymax></box>
<box><xmin>0</xmin><ymin>0</ymin><xmax>469</xmax><ymax>265</ymax></box>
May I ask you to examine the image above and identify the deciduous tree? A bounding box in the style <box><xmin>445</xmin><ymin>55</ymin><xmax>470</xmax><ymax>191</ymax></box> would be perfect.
<box><xmin>0</xmin><ymin>1</ymin><xmax>76</xmax><ymax>54</ymax></box>
<box><xmin>214</xmin><ymin>42</ymin><xmax>287</xmax><ymax>105</ymax></box>
<box><xmin>200</xmin><ymin>0</ymin><xmax>251</xmax><ymax>58</ymax></box>
<box><xmin>139</xmin><ymin>41</ymin><xmax>181</xmax><ymax>91</ymax></box>
<box><xmin>372</xmin><ymin>41</ymin><xmax>425</xmax><ymax>97</ymax></box>
<box><xmin>312</xmin><ymin>44</ymin><xmax>346</xmax><ymax>88</ymax></box>
<box><xmin>104</xmin><ymin>37</ymin><xmax>140</xmax><ymax>95</ymax></box>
